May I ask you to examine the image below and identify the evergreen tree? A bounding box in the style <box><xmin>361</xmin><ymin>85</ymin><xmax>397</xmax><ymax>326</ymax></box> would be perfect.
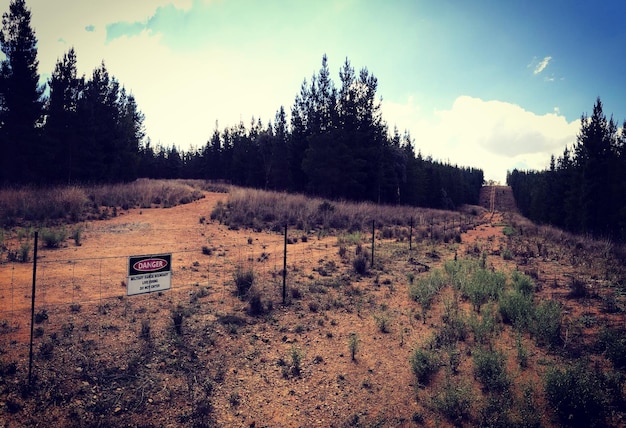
<box><xmin>45</xmin><ymin>47</ymin><xmax>84</xmax><ymax>183</ymax></box>
<box><xmin>268</xmin><ymin>106</ymin><xmax>290</xmax><ymax>189</ymax></box>
<box><xmin>573</xmin><ymin>98</ymin><xmax>617</xmax><ymax>236</ymax></box>
<box><xmin>0</xmin><ymin>0</ymin><xmax>45</xmax><ymax>183</ymax></box>
<box><xmin>509</xmin><ymin>98</ymin><xmax>626</xmax><ymax>241</ymax></box>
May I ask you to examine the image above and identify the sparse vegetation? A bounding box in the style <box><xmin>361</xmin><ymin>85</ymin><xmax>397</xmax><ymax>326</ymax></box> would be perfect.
<box><xmin>40</xmin><ymin>227</ymin><xmax>68</xmax><ymax>248</ymax></box>
<box><xmin>1</xmin><ymin>184</ymin><xmax>625</xmax><ymax>427</ymax></box>
<box><xmin>409</xmin><ymin>346</ymin><xmax>439</xmax><ymax>387</ymax></box>
<box><xmin>348</xmin><ymin>333</ymin><xmax>359</xmax><ymax>361</ymax></box>
<box><xmin>234</xmin><ymin>266</ymin><xmax>255</xmax><ymax>298</ymax></box>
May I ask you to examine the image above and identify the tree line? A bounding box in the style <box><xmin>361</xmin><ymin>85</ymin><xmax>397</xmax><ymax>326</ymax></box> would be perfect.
<box><xmin>0</xmin><ymin>1</ymin><xmax>143</xmax><ymax>184</ymax></box>
<box><xmin>507</xmin><ymin>98</ymin><xmax>626</xmax><ymax>241</ymax></box>
<box><xmin>0</xmin><ymin>0</ymin><xmax>483</xmax><ymax>209</ymax></box>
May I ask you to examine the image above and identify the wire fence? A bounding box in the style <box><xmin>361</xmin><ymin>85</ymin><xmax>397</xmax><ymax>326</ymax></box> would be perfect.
<box><xmin>0</xmin><ymin>227</ymin><xmax>345</xmax><ymax>348</ymax></box>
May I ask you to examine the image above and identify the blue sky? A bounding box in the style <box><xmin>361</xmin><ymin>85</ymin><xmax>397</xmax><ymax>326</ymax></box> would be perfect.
<box><xmin>5</xmin><ymin>0</ymin><xmax>626</xmax><ymax>182</ymax></box>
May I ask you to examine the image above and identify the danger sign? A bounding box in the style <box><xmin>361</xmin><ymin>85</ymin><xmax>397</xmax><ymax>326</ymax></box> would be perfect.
<box><xmin>127</xmin><ymin>253</ymin><xmax>172</xmax><ymax>296</ymax></box>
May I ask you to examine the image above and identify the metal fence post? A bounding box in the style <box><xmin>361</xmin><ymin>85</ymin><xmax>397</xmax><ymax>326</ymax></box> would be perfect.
<box><xmin>28</xmin><ymin>231</ymin><xmax>39</xmax><ymax>387</ymax></box>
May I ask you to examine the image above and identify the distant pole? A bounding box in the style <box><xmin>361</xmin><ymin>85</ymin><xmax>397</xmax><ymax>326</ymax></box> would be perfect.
<box><xmin>28</xmin><ymin>231</ymin><xmax>39</xmax><ymax>387</ymax></box>
<box><xmin>282</xmin><ymin>224</ymin><xmax>287</xmax><ymax>305</ymax></box>
<box><xmin>371</xmin><ymin>220</ymin><xmax>375</xmax><ymax>268</ymax></box>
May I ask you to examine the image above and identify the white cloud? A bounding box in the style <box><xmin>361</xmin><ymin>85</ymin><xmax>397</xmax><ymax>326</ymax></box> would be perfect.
<box><xmin>533</xmin><ymin>55</ymin><xmax>552</xmax><ymax>75</ymax></box>
<box><xmin>27</xmin><ymin>0</ymin><xmax>194</xmax><ymax>76</ymax></box>
<box><xmin>381</xmin><ymin>96</ymin><xmax>579</xmax><ymax>184</ymax></box>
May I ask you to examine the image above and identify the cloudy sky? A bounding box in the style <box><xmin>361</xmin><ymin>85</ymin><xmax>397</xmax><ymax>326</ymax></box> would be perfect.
<box><xmin>4</xmin><ymin>0</ymin><xmax>626</xmax><ymax>182</ymax></box>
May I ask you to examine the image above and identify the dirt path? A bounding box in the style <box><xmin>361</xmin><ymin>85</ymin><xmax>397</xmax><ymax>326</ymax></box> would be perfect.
<box><xmin>0</xmin><ymin>194</ymin><xmax>556</xmax><ymax>428</ymax></box>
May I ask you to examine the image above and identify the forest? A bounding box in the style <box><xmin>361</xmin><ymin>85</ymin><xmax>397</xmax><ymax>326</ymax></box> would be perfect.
<box><xmin>507</xmin><ymin>98</ymin><xmax>626</xmax><ymax>242</ymax></box>
<box><xmin>0</xmin><ymin>0</ymin><xmax>483</xmax><ymax>210</ymax></box>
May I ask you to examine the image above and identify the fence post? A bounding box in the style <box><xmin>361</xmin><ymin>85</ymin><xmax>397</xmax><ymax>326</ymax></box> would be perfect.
<box><xmin>409</xmin><ymin>216</ymin><xmax>413</xmax><ymax>251</ymax></box>
<box><xmin>28</xmin><ymin>231</ymin><xmax>39</xmax><ymax>387</ymax></box>
<box><xmin>371</xmin><ymin>220</ymin><xmax>375</xmax><ymax>268</ymax></box>
<box><xmin>282</xmin><ymin>224</ymin><xmax>287</xmax><ymax>305</ymax></box>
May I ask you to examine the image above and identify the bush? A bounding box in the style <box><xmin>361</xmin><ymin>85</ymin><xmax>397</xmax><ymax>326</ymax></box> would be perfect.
<box><xmin>71</xmin><ymin>226</ymin><xmax>83</xmax><ymax>246</ymax></box>
<box><xmin>544</xmin><ymin>361</ymin><xmax>619</xmax><ymax>427</ymax></box>
<box><xmin>409</xmin><ymin>269</ymin><xmax>446</xmax><ymax>324</ymax></box>
<box><xmin>464</xmin><ymin>268</ymin><xmax>506</xmax><ymax>312</ymax></box>
<box><xmin>511</xmin><ymin>270</ymin><xmax>535</xmax><ymax>295</ymax></box>
<box><xmin>409</xmin><ymin>347</ymin><xmax>439</xmax><ymax>387</ymax></box>
<box><xmin>247</xmin><ymin>288</ymin><xmax>266</xmax><ymax>316</ymax></box>
<box><xmin>598</xmin><ymin>327</ymin><xmax>626</xmax><ymax>369</ymax></box>
<box><xmin>531</xmin><ymin>300</ymin><xmax>562</xmax><ymax>349</ymax></box>
<box><xmin>352</xmin><ymin>252</ymin><xmax>369</xmax><ymax>275</ymax></box>
<box><xmin>469</xmin><ymin>307</ymin><xmax>497</xmax><ymax>345</ymax></box>
<box><xmin>40</xmin><ymin>227</ymin><xmax>68</xmax><ymax>248</ymax></box>
<box><xmin>472</xmin><ymin>347</ymin><xmax>510</xmax><ymax>393</ymax></box>
<box><xmin>431</xmin><ymin>376</ymin><xmax>472</xmax><ymax>425</ymax></box>
<box><xmin>140</xmin><ymin>319</ymin><xmax>151</xmax><ymax>341</ymax></box>
<box><xmin>233</xmin><ymin>266</ymin><xmax>254</xmax><ymax>298</ymax></box>
<box><xmin>19</xmin><ymin>241</ymin><xmax>31</xmax><ymax>263</ymax></box>
<box><xmin>499</xmin><ymin>290</ymin><xmax>534</xmax><ymax>330</ymax></box>
<box><xmin>34</xmin><ymin>309</ymin><xmax>48</xmax><ymax>324</ymax></box>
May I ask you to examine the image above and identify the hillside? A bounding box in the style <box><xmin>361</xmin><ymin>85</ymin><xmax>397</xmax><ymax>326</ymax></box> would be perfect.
<box><xmin>0</xmin><ymin>184</ymin><xmax>625</xmax><ymax>427</ymax></box>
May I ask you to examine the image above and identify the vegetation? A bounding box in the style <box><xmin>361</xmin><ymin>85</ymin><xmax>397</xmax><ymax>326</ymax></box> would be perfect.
<box><xmin>409</xmin><ymin>346</ymin><xmax>439</xmax><ymax>387</ymax></box>
<box><xmin>544</xmin><ymin>360</ymin><xmax>623</xmax><ymax>427</ymax></box>
<box><xmin>0</xmin><ymin>182</ymin><xmax>625</xmax><ymax>426</ymax></box>
<box><xmin>0</xmin><ymin>1</ymin><xmax>483</xmax><ymax>208</ymax></box>
<box><xmin>508</xmin><ymin>97</ymin><xmax>626</xmax><ymax>242</ymax></box>
<box><xmin>0</xmin><ymin>179</ymin><xmax>206</xmax><ymax>227</ymax></box>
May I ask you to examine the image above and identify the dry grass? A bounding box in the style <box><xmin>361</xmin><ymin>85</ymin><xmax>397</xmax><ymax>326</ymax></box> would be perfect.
<box><xmin>212</xmin><ymin>187</ymin><xmax>485</xmax><ymax>242</ymax></box>
<box><xmin>0</xmin><ymin>179</ymin><xmax>209</xmax><ymax>227</ymax></box>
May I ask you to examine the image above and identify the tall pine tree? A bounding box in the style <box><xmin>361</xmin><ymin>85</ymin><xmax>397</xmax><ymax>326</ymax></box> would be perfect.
<box><xmin>0</xmin><ymin>0</ymin><xmax>45</xmax><ymax>183</ymax></box>
<box><xmin>45</xmin><ymin>47</ymin><xmax>84</xmax><ymax>183</ymax></box>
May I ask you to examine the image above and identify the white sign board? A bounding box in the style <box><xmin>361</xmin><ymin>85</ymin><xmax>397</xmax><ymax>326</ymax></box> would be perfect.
<box><xmin>127</xmin><ymin>254</ymin><xmax>172</xmax><ymax>296</ymax></box>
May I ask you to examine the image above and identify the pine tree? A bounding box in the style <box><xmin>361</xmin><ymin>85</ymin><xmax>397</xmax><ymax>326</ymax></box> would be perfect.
<box><xmin>574</xmin><ymin>98</ymin><xmax>616</xmax><ymax>236</ymax></box>
<box><xmin>45</xmin><ymin>47</ymin><xmax>84</xmax><ymax>183</ymax></box>
<box><xmin>0</xmin><ymin>0</ymin><xmax>45</xmax><ymax>183</ymax></box>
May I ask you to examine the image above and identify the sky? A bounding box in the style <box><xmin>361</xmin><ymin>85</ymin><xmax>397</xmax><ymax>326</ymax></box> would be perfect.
<box><xmin>3</xmin><ymin>0</ymin><xmax>626</xmax><ymax>183</ymax></box>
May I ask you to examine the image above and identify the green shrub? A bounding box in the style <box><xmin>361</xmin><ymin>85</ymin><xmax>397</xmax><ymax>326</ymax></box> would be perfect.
<box><xmin>469</xmin><ymin>306</ymin><xmax>497</xmax><ymax>345</ymax></box>
<box><xmin>499</xmin><ymin>290</ymin><xmax>534</xmax><ymax>330</ymax></box>
<box><xmin>511</xmin><ymin>270</ymin><xmax>535</xmax><ymax>295</ymax></box>
<box><xmin>464</xmin><ymin>268</ymin><xmax>506</xmax><ymax>312</ymax></box>
<box><xmin>431</xmin><ymin>376</ymin><xmax>472</xmax><ymax>425</ymax></box>
<box><xmin>71</xmin><ymin>226</ymin><xmax>83</xmax><ymax>246</ymax></box>
<box><xmin>409</xmin><ymin>269</ymin><xmax>446</xmax><ymax>324</ymax></box>
<box><xmin>140</xmin><ymin>319</ymin><xmax>151</xmax><ymax>341</ymax></box>
<box><xmin>409</xmin><ymin>347</ymin><xmax>439</xmax><ymax>387</ymax></box>
<box><xmin>544</xmin><ymin>361</ymin><xmax>620</xmax><ymax>427</ymax></box>
<box><xmin>478</xmin><ymin>394</ymin><xmax>513</xmax><ymax>428</ymax></box>
<box><xmin>19</xmin><ymin>241</ymin><xmax>31</xmax><ymax>263</ymax></box>
<box><xmin>516</xmin><ymin>384</ymin><xmax>541</xmax><ymax>428</ymax></box>
<box><xmin>531</xmin><ymin>300</ymin><xmax>562</xmax><ymax>349</ymax></box>
<box><xmin>435</xmin><ymin>308</ymin><xmax>468</xmax><ymax>348</ymax></box>
<box><xmin>40</xmin><ymin>227</ymin><xmax>68</xmax><ymax>248</ymax></box>
<box><xmin>473</xmin><ymin>347</ymin><xmax>510</xmax><ymax>393</ymax></box>
<box><xmin>598</xmin><ymin>327</ymin><xmax>626</xmax><ymax>369</ymax></box>
<box><xmin>285</xmin><ymin>345</ymin><xmax>303</xmax><ymax>377</ymax></box>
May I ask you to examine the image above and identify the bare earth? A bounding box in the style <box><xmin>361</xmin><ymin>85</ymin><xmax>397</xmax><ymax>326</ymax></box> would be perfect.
<box><xmin>0</xmin><ymin>189</ymin><xmax>624</xmax><ymax>427</ymax></box>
